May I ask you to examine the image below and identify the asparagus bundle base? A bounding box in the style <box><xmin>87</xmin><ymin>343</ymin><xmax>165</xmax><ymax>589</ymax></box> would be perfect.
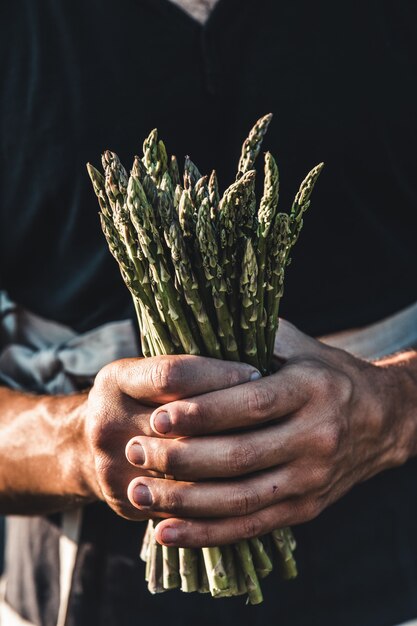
<box><xmin>88</xmin><ymin>114</ymin><xmax>323</xmax><ymax>604</ymax></box>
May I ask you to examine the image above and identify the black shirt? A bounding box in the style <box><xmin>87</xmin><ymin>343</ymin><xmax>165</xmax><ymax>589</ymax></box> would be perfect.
<box><xmin>1</xmin><ymin>2</ymin><xmax>417</xmax><ymax>625</ymax></box>
<box><xmin>1</xmin><ymin>0</ymin><xmax>416</xmax><ymax>336</ymax></box>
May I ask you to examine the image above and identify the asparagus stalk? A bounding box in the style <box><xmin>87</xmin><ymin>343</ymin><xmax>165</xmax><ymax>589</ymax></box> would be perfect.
<box><xmin>265</xmin><ymin>163</ymin><xmax>324</xmax><ymax>361</ymax></box>
<box><xmin>157</xmin><ymin>188</ymin><xmax>208</xmax><ymax>350</ymax></box>
<box><xmin>148</xmin><ymin>526</ymin><xmax>166</xmax><ymax>594</ymax></box>
<box><xmin>198</xmin><ymin>550</ymin><xmax>210</xmax><ymax>594</ymax></box>
<box><xmin>202</xmin><ymin>547</ymin><xmax>230</xmax><ymax>597</ymax></box>
<box><xmin>218</xmin><ymin>170</ymin><xmax>256</xmax><ymax>338</ymax></box>
<box><xmin>237</xmin><ymin>113</ymin><xmax>273</xmax><ymax>177</ymax></box>
<box><xmin>256</xmin><ymin>152</ymin><xmax>279</xmax><ymax>373</ymax></box>
<box><xmin>265</xmin><ymin>213</ymin><xmax>291</xmax><ymax>363</ymax></box>
<box><xmin>95</xmin><ymin>154</ymin><xmax>160</xmax><ymax>324</ymax></box>
<box><xmin>287</xmin><ymin>162</ymin><xmax>324</xmax><ymax>258</ymax></box>
<box><xmin>165</xmin><ymin>219</ymin><xmax>222</xmax><ymax>358</ymax></box>
<box><xmin>284</xmin><ymin>526</ymin><xmax>297</xmax><ymax>551</ymax></box>
<box><xmin>142</xmin><ymin>129</ymin><xmax>168</xmax><ymax>184</ymax></box>
<box><xmin>86</xmin><ymin>163</ymin><xmax>112</xmax><ymax>218</ymax></box>
<box><xmin>178</xmin><ymin>188</ymin><xmax>214</xmax><ymax>323</ymax></box>
<box><xmin>127</xmin><ymin>175</ymin><xmax>201</xmax><ymax>355</ymax></box>
<box><xmin>197</xmin><ymin>197</ymin><xmax>239</xmax><ymax>360</ymax></box>
<box><xmin>249</xmin><ymin>537</ymin><xmax>273</xmax><ymax>579</ymax></box>
<box><xmin>162</xmin><ymin>546</ymin><xmax>181</xmax><ymax>589</ymax></box>
<box><xmin>220</xmin><ymin>546</ymin><xmax>239</xmax><ymax>596</ymax></box>
<box><xmin>271</xmin><ymin>529</ymin><xmax>298</xmax><ymax>580</ymax></box>
<box><xmin>169</xmin><ymin>154</ymin><xmax>181</xmax><ymax>186</ymax></box>
<box><xmin>239</xmin><ymin>238</ymin><xmax>260</xmax><ymax>369</ymax></box>
<box><xmin>140</xmin><ymin>521</ymin><xmax>151</xmax><ymax>563</ymax></box>
<box><xmin>178</xmin><ymin>187</ymin><xmax>196</xmax><ymax>243</ymax></box>
<box><xmin>97</xmin><ymin>212</ymin><xmax>175</xmax><ymax>354</ymax></box>
<box><xmin>208</xmin><ymin>169</ymin><xmax>220</xmax><ymax>209</ymax></box>
<box><xmin>236</xmin><ymin>561</ymin><xmax>248</xmax><ymax>596</ymax></box>
<box><xmin>179</xmin><ymin>548</ymin><xmax>199</xmax><ymax>592</ymax></box>
<box><xmin>234</xmin><ymin>541</ymin><xmax>263</xmax><ymax>605</ymax></box>
<box><xmin>184</xmin><ymin>155</ymin><xmax>202</xmax><ymax>192</ymax></box>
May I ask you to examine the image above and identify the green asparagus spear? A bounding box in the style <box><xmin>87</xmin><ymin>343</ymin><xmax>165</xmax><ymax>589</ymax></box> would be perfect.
<box><xmin>197</xmin><ymin>197</ymin><xmax>239</xmax><ymax>360</ymax></box>
<box><xmin>271</xmin><ymin>529</ymin><xmax>298</xmax><ymax>580</ymax></box>
<box><xmin>237</xmin><ymin>113</ymin><xmax>273</xmax><ymax>177</ymax></box>
<box><xmin>142</xmin><ymin>128</ymin><xmax>167</xmax><ymax>184</ymax></box>
<box><xmin>202</xmin><ymin>547</ymin><xmax>230</xmax><ymax>597</ymax></box>
<box><xmin>240</xmin><ymin>238</ymin><xmax>260</xmax><ymax>369</ymax></box>
<box><xmin>169</xmin><ymin>154</ymin><xmax>181</xmax><ymax>186</ymax></box>
<box><xmin>256</xmin><ymin>152</ymin><xmax>279</xmax><ymax>372</ymax></box>
<box><xmin>208</xmin><ymin>169</ymin><xmax>220</xmax><ymax>209</ymax></box>
<box><xmin>234</xmin><ymin>541</ymin><xmax>263</xmax><ymax>605</ymax></box>
<box><xmin>249</xmin><ymin>538</ymin><xmax>273</xmax><ymax>579</ymax></box>
<box><xmin>218</xmin><ymin>170</ymin><xmax>256</xmax><ymax>337</ymax></box>
<box><xmin>165</xmin><ymin>219</ymin><xmax>222</xmax><ymax>358</ymax></box>
<box><xmin>265</xmin><ymin>212</ymin><xmax>291</xmax><ymax>362</ymax></box>
<box><xmin>287</xmin><ymin>162</ymin><xmax>324</xmax><ymax>259</ymax></box>
<box><xmin>162</xmin><ymin>546</ymin><xmax>181</xmax><ymax>590</ymax></box>
<box><xmin>179</xmin><ymin>548</ymin><xmax>199</xmax><ymax>592</ymax></box>
<box><xmin>127</xmin><ymin>175</ymin><xmax>201</xmax><ymax>355</ymax></box>
<box><xmin>184</xmin><ymin>155</ymin><xmax>202</xmax><ymax>191</ymax></box>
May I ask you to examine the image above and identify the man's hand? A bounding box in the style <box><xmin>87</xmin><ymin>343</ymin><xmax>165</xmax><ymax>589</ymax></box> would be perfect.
<box><xmin>0</xmin><ymin>355</ymin><xmax>259</xmax><ymax>515</ymax></box>
<box><xmin>124</xmin><ymin>321</ymin><xmax>417</xmax><ymax>547</ymax></box>
<box><xmin>80</xmin><ymin>355</ymin><xmax>260</xmax><ymax>520</ymax></box>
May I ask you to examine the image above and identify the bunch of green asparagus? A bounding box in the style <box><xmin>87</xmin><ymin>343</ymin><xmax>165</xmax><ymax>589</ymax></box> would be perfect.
<box><xmin>87</xmin><ymin>114</ymin><xmax>323</xmax><ymax>604</ymax></box>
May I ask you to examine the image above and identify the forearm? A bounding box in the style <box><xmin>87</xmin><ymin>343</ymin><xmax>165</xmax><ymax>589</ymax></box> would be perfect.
<box><xmin>0</xmin><ymin>386</ymin><xmax>98</xmax><ymax>515</ymax></box>
<box><xmin>375</xmin><ymin>349</ymin><xmax>417</xmax><ymax>463</ymax></box>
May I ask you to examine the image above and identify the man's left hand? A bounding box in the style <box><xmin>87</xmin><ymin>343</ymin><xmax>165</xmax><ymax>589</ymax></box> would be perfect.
<box><xmin>125</xmin><ymin>320</ymin><xmax>415</xmax><ymax>547</ymax></box>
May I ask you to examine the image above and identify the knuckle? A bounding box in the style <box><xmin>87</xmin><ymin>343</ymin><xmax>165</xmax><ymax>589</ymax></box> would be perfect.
<box><xmin>148</xmin><ymin>357</ymin><xmax>184</xmax><ymax>396</ymax></box>
<box><xmin>337</xmin><ymin>371</ymin><xmax>354</xmax><ymax>406</ymax></box>
<box><xmin>239</xmin><ymin>515</ymin><xmax>263</xmax><ymax>540</ymax></box>
<box><xmin>318</xmin><ymin>421</ymin><xmax>342</xmax><ymax>458</ymax></box>
<box><xmin>230</xmin><ymin>486</ymin><xmax>261</xmax><ymax>516</ymax></box>
<box><xmin>300</xmin><ymin>498</ymin><xmax>321</xmax><ymax>522</ymax></box>
<box><xmin>167</xmin><ymin>400</ymin><xmax>206</xmax><ymax>435</ymax></box>
<box><xmin>308</xmin><ymin>464</ymin><xmax>332</xmax><ymax>490</ymax></box>
<box><xmin>156</xmin><ymin>444</ymin><xmax>181</xmax><ymax>475</ymax></box>
<box><xmin>245</xmin><ymin>385</ymin><xmax>275</xmax><ymax>420</ymax></box>
<box><xmin>226</xmin><ymin>442</ymin><xmax>258</xmax><ymax>475</ymax></box>
<box><xmin>291</xmin><ymin>497</ymin><xmax>320</xmax><ymax>524</ymax></box>
<box><xmin>307</xmin><ymin>363</ymin><xmax>353</xmax><ymax>408</ymax></box>
<box><xmin>180</xmin><ymin>400</ymin><xmax>206</xmax><ymax>433</ymax></box>
<box><xmin>310</xmin><ymin>365</ymin><xmax>334</xmax><ymax>395</ymax></box>
<box><xmin>93</xmin><ymin>362</ymin><xmax>115</xmax><ymax>391</ymax></box>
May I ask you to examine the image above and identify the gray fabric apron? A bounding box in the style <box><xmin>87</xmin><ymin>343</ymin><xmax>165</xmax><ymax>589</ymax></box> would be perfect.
<box><xmin>0</xmin><ymin>292</ymin><xmax>139</xmax><ymax>626</ymax></box>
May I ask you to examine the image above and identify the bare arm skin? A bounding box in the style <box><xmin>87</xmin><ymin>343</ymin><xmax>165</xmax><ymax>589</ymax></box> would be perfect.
<box><xmin>0</xmin><ymin>357</ymin><xmax>258</xmax><ymax>516</ymax></box>
<box><xmin>0</xmin><ymin>387</ymin><xmax>93</xmax><ymax>515</ymax></box>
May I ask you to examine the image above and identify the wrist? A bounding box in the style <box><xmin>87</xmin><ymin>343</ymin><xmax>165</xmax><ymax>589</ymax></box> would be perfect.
<box><xmin>56</xmin><ymin>392</ymin><xmax>102</xmax><ymax>503</ymax></box>
<box><xmin>373</xmin><ymin>350</ymin><xmax>417</xmax><ymax>467</ymax></box>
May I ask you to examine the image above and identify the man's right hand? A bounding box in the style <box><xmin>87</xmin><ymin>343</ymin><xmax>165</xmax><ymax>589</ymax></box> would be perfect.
<box><xmin>0</xmin><ymin>355</ymin><xmax>258</xmax><ymax>517</ymax></box>
<box><xmin>85</xmin><ymin>355</ymin><xmax>259</xmax><ymax>520</ymax></box>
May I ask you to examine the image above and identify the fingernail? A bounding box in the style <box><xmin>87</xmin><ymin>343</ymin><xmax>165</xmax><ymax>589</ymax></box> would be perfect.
<box><xmin>250</xmin><ymin>370</ymin><xmax>262</xmax><ymax>381</ymax></box>
<box><xmin>152</xmin><ymin>411</ymin><xmax>171</xmax><ymax>434</ymax></box>
<box><xmin>161</xmin><ymin>527</ymin><xmax>178</xmax><ymax>544</ymax></box>
<box><xmin>127</xmin><ymin>442</ymin><xmax>145</xmax><ymax>465</ymax></box>
<box><xmin>133</xmin><ymin>484</ymin><xmax>153</xmax><ymax>507</ymax></box>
